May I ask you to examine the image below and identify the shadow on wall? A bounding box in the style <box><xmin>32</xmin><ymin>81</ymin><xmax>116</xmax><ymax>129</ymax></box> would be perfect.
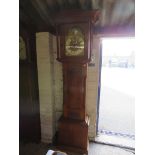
<box><xmin>98</xmin><ymin>86</ymin><xmax>135</xmax><ymax>136</ymax></box>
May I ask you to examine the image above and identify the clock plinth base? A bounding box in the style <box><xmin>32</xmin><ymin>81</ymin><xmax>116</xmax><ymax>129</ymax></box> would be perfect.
<box><xmin>56</xmin><ymin>116</ymin><xmax>89</xmax><ymax>154</ymax></box>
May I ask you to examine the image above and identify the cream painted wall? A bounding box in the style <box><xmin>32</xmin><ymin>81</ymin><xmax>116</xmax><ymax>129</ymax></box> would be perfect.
<box><xmin>36</xmin><ymin>32</ymin><xmax>101</xmax><ymax>143</ymax></box>
<box><xmin>86</xmin><ymin>35</ymin><xmax>101</xmax><ymax>139</ymax></box>
<box><xmin>36</xmin><ymin>32</ymin><xmax>55</xmax><ymax>143</ymax></box>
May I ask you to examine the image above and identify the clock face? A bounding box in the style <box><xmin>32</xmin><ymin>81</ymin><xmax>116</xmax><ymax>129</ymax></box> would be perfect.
<box><xmin>19</xmin><ymin>36</ymin><xmax>27</xmax><ymax>60</ymax></box>
<box><xmin>65</xmin><ymin>27</ymin><xmax>84</xmax><ymax>56</ymax></box>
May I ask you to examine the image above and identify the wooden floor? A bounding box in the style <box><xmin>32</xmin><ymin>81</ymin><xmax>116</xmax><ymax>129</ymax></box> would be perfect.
<box><xmin>19</xmin><ymin>142</ymin><xmax>134</xmax><ymax>155</ymax></box>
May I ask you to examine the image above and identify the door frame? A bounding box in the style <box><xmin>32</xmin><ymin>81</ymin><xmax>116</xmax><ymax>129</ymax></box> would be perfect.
<box><xmin>96</xmin><ymin>42</ymin><xmax>102</xmax><ymax>135</ymax></box>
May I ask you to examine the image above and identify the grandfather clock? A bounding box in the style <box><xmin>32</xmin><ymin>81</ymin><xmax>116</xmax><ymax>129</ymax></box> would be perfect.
<box><xmin>55</xmin><ymin>10</ymin><xmax>99</xmax><ymax>154</ymax></box>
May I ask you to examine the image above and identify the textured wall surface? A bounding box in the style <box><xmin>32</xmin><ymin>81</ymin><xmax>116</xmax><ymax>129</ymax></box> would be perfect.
<box><xmin>86</xmin><ymin>36</ymin><xmax>101</xmax><ymax>139</ymax></box>
<box><xmin>51</xmin><ymin>35</ymin><xmax>63</xmax><ymax>131</ymax></box>
<box><xmin>36</xmin><ymin>32</ymin><xmax>63</xmax><ymax>143</ymax></box>
<box><xmin>36</xmin><ymin>32</ymin><xmax>100</xmax><ymax>142</ymax></box>
<box><xmin>36</xmin><ymin>32</ymin><xmax>56</xmax><ymax>143</ymax></box>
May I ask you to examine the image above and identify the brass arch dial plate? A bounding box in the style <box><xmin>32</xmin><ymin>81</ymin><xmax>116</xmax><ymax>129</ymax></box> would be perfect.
<box><xmin>65</xmin><ymin>27</ymin><xmax>84</xmax><ymax>56</ymax></box>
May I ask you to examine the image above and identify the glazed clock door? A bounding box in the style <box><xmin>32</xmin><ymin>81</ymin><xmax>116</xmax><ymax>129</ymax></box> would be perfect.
<box><xmin>65</xmin><ymin>27</ymin><xmax>85</xmax><ymax>56</ymax></box>
<box><xmin>57</xmin><ymin>22</ymin><xmax>90</xmax><ymax>62</ymax></box>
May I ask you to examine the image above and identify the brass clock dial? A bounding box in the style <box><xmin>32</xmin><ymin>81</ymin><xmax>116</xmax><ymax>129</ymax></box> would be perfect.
<box><xmin>65</xmin><ymin>27</ymin><xmax>84</xmax><ymax>56</ymax></box>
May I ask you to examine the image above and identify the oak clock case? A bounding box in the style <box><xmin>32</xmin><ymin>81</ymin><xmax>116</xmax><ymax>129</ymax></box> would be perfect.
<box><xmin>55</xmin><ymin>10</ymin><xmax>99</xmax><ymax>154</ymax></box>
<box><xmin>56</xmin><ymin>24</ymin><xmax>90</xmax><ymax>154</ymax></box>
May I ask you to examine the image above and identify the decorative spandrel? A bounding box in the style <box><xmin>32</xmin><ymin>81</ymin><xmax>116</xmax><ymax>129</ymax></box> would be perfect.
<box><xmin>65</xmin><ymin>27</ymin><xmax>84</xmax><ymax>56</ymax></box>
<box><xmin>19</xmin><ymin>36</ymin><xmax>27</xmax><ymax>60</ymax></box>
